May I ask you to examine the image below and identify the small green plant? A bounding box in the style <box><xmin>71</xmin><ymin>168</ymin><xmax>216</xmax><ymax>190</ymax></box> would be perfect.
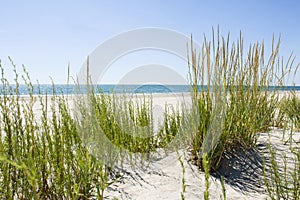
<box><xmin>263</xmin><ymin>135</ymin><xmax>300</xmax><ymax>200</ymax></box>
<box><xmin>177</xmin><ymin>152</ymin><xmax>186</xmax><ymax>200</ymax></box>
<box><xmin>202</xmin><ymin>153</ymin><xmax>210</xmax><ymax>200</ymax></box>
<box><xmin>221</xmin><ymin>176</ymin><xmax>226</xmax><ymax>200</ymax></box>
<box><xmin>278</xmin><ymin>92</ymin><xmax>300</xmax><ymax>130</ymax></box>
<box><xmin>157</xmin><ymin>105</ymin><xmax>182</xmax><ymax>148</ymax></box>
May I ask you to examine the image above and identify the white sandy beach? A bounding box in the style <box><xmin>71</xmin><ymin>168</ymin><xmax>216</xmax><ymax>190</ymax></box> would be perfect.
<box><xmin>13</xmin><ymin>92</ymin><xmax>300</xmax><ymax>199</ymax></box>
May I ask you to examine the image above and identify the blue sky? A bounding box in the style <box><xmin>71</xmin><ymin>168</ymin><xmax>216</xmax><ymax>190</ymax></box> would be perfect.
<box><xmin>0</xmin><ymin>0</ymin><xmax>299</xmax><ymax>84</ymax></box>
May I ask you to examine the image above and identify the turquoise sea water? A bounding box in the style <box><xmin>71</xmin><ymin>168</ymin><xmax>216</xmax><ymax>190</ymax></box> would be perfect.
<box><xmin>0</xmin><ymin>84</ymin><xmax>300</xmax><ymax>95</ymax></box>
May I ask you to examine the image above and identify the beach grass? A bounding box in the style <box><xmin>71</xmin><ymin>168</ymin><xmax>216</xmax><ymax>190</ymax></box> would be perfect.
<box><xmin>0</xmin><ymin>29</ymin><xmax>299</xmax><ymax>199</ymax></box>
<box><xmin>263</xmin><ymin>132</ymin><xmax>300</xmax><ymax>200</ymax></box>
<box><xmin>187</xmin><ymin>29</ymin><xmax>295</xmax><ymax>172</ymax></box>
<box><xmin>262</xmin><ymin>91</ymin><xmax>300</xmax><ymax>200</ymax></box>
<box><xmin>0</xmin><ymin>59</ymin><xmax>177</xmax><ymax>199</ymax></box>
<box><xmin>278</xmin><ymin>91</ymin><xmax>300</xmax><ymax>130</ymax></box>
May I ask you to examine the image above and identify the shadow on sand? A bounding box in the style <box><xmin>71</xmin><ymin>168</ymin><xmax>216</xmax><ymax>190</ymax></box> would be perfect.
<box><xmin>212</xmin><ymin>143</ymin><xmax>269</xmax><ymax>194</ymax></box>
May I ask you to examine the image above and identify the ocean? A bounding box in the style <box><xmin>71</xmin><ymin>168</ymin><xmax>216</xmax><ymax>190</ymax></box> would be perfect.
<box><xmin>0</xmin><ymin>84</ymin><xmax>299</xmax><ymax>96</ymax></box>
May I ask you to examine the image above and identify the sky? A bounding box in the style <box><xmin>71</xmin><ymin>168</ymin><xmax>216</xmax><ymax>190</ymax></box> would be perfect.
<box><xmin>0</xmin><ymin>0</ymin><xmax>299</xmax><ymax>85</ymax></box>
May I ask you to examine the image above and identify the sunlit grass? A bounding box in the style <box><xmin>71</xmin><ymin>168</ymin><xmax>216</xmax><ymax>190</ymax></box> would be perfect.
<box><xmin>187</xmin><ymin>29</ymin><xmax>293</xmax><ymax>171</ymax></box>
<box><xmin>0</xmin><ymin>29</ymin><xmax>299</xmax><ymax>199</ymax></box>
